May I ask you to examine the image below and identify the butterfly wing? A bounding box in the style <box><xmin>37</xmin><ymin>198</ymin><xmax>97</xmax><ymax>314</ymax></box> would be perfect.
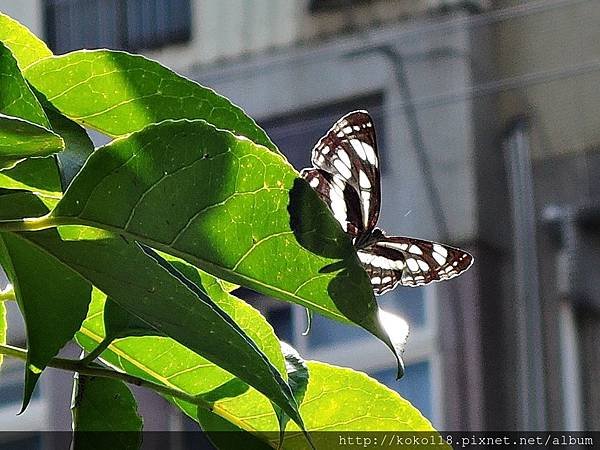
<box><xmin>305</xmin><ymin>110</ymin><xmax>380</xmax><ymax>235</ymax></box>
<box><xmin>357</xmin><ymin>235</ymin><xmax>474</xmax><ymax>295</ymax></box>
<box><xmin>300</xmin><ymin>168</ymin><xmax>365</xmax><ymax>237</ymax></box>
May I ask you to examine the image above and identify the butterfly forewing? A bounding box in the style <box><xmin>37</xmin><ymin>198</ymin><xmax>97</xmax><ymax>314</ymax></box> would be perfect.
<box><xmin>307</xmin><ymin>111</ymin><xmax>380</xmax><ymax>235</ymax></box>
<box><xmin>357</xmin><ymin>236</ymin><xmax>473</xmax><ymax>295</ymax></box>
<box><xmin>300</xmin><ymin>168</ymin><xmax>364</xmax><ymax>237</ymax></box>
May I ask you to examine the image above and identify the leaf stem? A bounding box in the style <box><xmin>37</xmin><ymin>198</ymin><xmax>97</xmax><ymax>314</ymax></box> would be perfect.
<box><xmin>78</xmin><ymin>336</ymin><xmax>113</xmax><ymax>367</ymax></box>
<box><xmin>0</xmin><ymin>343</ymin><xmax>278</xmax><ymax>447</ymax></box>
<box><xmin>0</xmin><ymin>214</ymin><xmax>61</xmax><ymax>232</ymax></box>
<box><xmin>0</xmin><ymin>343</ymin><xmax>209</xmax><ymax>410</ymax></box>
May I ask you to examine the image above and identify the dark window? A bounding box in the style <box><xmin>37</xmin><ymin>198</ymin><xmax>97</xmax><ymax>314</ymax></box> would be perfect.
<box><xmin>310</xmin><ymin>0</ymin><xmax>373</xmax><ymax>13</ymax></box>
<box><xmin>260</xmin><ymin>92</ymin><xmax>385</xmax><ymax>172</ymax></box>
<box><xmin>44</xmin><ymin>0</ymin><xmax>192</xmax><ymax>53</ymax></box>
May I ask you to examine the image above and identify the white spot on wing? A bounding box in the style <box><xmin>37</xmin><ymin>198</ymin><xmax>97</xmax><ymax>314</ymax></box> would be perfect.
<box><xmin>371</xmin><ymin>276</ymin><xmax>381</xmax><ymax>284</ymax></box>
<box><xmin>406</xmin><ymin>258</ymin><xmax>419</xmax><ymax>272</ymax></box>
<box><xmin>362</xmin><ymin>142</ymin><xmax>377</xmax><ymax>166</ymax></box>
<box><xmin>361</xmin><ymin>191</ymin><xmax>370</xmax><ymax>227</ymax></box>
<box><xmin>350</xmin><ymin>139</ymin><xmax>367</xmax><ymax>160</ymax></box>
<box><xmin>432</xmin><ymin>252</ymin><xmax>446</xmax><ymax>265</ymax></box>
<box><xmin>359</xmin><ymin>171</ymin><xmax>371</xmax><ymax>189</ymax></box>
<box><xmin>408</xmin><ymin>245</ymin><xmax>422</xmax><ymax>255</ymax></box>
<box><xmin>417</xmin><ymin>260</ymin><xmax>430</xmax><ymax>271</ymax></box>
<box><xmin>309</xmin><ymin>177</ymin><xmax>319</xmax><ymax>188</ymax></box>
<box><xmin>433</xmin><ymin>244</ymin><xmax>448</xmax><ymax>257</ymax></box>
<box><xmin>322</xmin><ymin>146</ymin><xmax>330</xmax><ymax>155</ymax></box>
<box><xmin>337</xmin><ymin>149</ymin><xmax>351</xmax><ymax>169</ymax></box>
<box><xmin>333</xmin><ymin>159</ymin><xmax>352</xmax><ymax>179</ymax></box>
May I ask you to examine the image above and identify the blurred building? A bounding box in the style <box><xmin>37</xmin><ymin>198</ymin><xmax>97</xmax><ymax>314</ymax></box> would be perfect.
<box><xmin>0</xmin><ymin>0</ymin><xmax>599</xmax><ymax>444</ymax></box>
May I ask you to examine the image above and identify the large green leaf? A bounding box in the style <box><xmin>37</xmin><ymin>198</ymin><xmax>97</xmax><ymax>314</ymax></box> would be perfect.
<box><xmin>0</xmin><ymin>114</ymin><xmax>64</xmax><ymax>168</ymax></box>
<box><xmin>71</xmin><ymin>374</ymin><xmax>142</xmax><ymax>450</ymax></box>
<box><xmin>51</xmin><ymin>119</ymin><xmax>394</xmax><ymax>359</ymax></box>
<box><xmin>198</xmin><ymin>360</ymin><xmax>438</xmax><ymax>449</ymax></box>
<box><xmin>0</xmin><ymin>41</ymin><xmax>49</xmax><ymax>128</ymax></box>
<box><xmin>0</xmin><ymin>192</ymin><xmax>302</xmax><ymax>427</ymax></box>
<box><xmin>0</xmin><ymin>194</ymin><xmax>92</xmax><ymax>410</ymax></box>
<box><xmin>0</xmin><ymin>12</ymin><xmax>52</xmax><ymax>70</ymax></box>
<box><xmin>75</xmin><ymin>273</ymin><xmax>288</xmax><ymax>437</ymax></box>
<box><xmin>24</xmin><ymin>50</ymin><xmax>276</xmax><ymax>151</ymax></box>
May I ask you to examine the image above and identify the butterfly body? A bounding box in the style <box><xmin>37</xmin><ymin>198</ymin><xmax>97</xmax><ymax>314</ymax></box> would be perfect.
<box><xmin>301</xmin><ymin>110</ymin><xmax>473</xmax><ymax>295</ymax></box>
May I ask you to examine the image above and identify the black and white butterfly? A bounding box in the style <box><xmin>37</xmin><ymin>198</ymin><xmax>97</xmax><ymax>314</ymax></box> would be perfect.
<box><xmin>301</xmin><ymin>111</ymin><xmax>473</xmax><ymax>295</ymax></box>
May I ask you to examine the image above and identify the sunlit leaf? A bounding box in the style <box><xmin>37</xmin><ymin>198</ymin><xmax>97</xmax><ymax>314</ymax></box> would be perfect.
<box><xmin>0</xmin><ymin>42</ymin><xmax>49</xmax><ymax>128</ymax></box>
<box><xmin>75</xmin><ymin>272</ymin><xmax>288</xmax><ymax>436</ymax></box>
<box><xmin>0</xmin><ymin>12</ymin><xmax>52</xmax><ymax>70</ymax></box>
<box><xmin>0</xmin><ymin>157</ymin><xmax>62</xmax><ymax>198</ymax></box>
<box><xmin>0</xmin><ymin>114</ymin><xmax>64</xmax><ymax>168</ymax></box>
<box><xmin>25</xmin><ymin>50</ymin><xmax>276</xmax><ymax>151</ymax></box>
<box><xmin>51</xmin><ymin>119</ymin><xmax>396</xmax><ymax>363</ymax></box>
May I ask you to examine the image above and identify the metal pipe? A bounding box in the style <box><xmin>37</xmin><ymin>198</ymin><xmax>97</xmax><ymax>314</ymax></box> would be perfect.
<box><xmin>504</xmin><ymin>118</ymin><xmax>547</xmax><ymax>429</ymax></box>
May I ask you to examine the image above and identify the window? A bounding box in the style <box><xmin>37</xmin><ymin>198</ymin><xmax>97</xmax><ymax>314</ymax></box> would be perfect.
<box><xmin>45</xmin><ymin>0</ymin><xmax>192</xmax><ymax>54</ymax></box>
<box><xmin>310</xmin><ymin>0</ymin><xmax>373</xmax><ymax>13</ymax></box>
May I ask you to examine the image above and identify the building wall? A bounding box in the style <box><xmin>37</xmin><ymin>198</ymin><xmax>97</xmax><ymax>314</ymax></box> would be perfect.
<box><xmin>492</xmin><ymin>0</ymin><xmax>600</xmax><ymax>430</ymax></box>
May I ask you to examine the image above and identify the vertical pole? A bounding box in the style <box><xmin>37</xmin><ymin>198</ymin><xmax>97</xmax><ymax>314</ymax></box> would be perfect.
<box><xmin>504</xmin><ymin>119</ymin><xmax>547</xmax><ymax>430</ymax></box>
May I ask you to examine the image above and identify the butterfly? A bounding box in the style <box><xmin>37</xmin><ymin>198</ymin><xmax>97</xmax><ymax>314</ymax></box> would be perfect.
<box><xmin>301</xmin><ymin>110</ymin><xmax>473</xmax><ymax>295</ymax></box>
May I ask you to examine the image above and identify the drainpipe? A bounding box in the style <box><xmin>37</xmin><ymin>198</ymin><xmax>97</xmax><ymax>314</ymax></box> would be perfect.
<box><xmin>503</xmin><ymin>117</ymin><xmax>547</xmax><ymax>430</ymax></box>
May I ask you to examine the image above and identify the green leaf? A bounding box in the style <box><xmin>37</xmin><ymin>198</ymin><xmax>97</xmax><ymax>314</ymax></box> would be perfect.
<box><xmin>0</xmin><ymin>42</ymin><xmax>49</xmax><ymax>128</ymax></box>
<box><xmin>286</xmin><ymin>362</ymin><xmax>436</xmax><ymax>448</ymax></box>
<box><xmin>24</xmin><ymin>50</ymin><xmax>276</xmax><ymax>151</ymax></box>
<box><xmin>71</xmin><ymin>374</ymin><xmax>142</xmax><ymax>450</ymax></box>
<box><xmin>42</xmin><ymin>105</ymin><xmax>94</xmax><ymax>189</ymax></box>
<box><xmin>0</xmin><ymin>194</ymin><xmax>92</xmax><ymax>411</ymax></box>
<box><xmin>0</xmin><ymin>192</ymin><xmax>302</xmax><ymax>426</ymax></box>
<box><xmin>0</xmin><ymin>114</ymin><xmax>64</xmax><ymax>166</ymax></box>
<box><xmin>51</xmin><ymin>119</ymin><xmax>395</xmax><ymax>360</ymax></box>
<box><xmin>199</xmin><ymin>360</ymin><xmax>438</xmax><ymax>449</ymax></box>
<box><xmin>0</xmin><ymin>38</ymin><xmax>63</xmax><ymax>195</ymax></box>
<box><xmin>75</xmin><ymin>275</ymin><xmax>288</xmax><ymax>437</ymax></box>
<box><xmin>276</xmin><ymin>342</ymin><xmax>309</xmax><ymax>441</ymax></box>
<box><xmin>0</xmin><ymin>12</ymin><xmax>52</xmax><ymax>70</ymax></box>
<box><xmin>0</xmin><ymin>157</ymin><xmax>62</xmax><ymax>198</ymax></box>
<box><xmin>197</xmin><ymin>342</ymin><xmax>311</xmax><ymax>449</ymax></box>
<box><xmin>0</xmin><ymin>300</ymin><xmax>6</xmax><ymax>369</ymax></box>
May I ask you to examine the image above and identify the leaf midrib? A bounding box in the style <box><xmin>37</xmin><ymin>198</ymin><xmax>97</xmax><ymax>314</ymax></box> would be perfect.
<box><xmin>49</xmin><ymin>215</ymin><xmax>349</xmax><ymax>323</ymax></box>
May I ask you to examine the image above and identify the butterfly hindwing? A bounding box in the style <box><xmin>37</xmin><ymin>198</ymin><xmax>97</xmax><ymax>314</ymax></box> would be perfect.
<box><xmin>357</xmin><ymin>235</ymin><xmax>474</xmax><ymax>294</ymax></box>
<box><xmin>308</xmin><ymin>111</ymin><xmax>380</xmax><ymax>234</ymax></box>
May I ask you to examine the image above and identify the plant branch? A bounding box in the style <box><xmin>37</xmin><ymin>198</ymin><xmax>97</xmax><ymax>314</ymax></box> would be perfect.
<box><xmin>0</xmin><ymin>343</ymin><xmax>209</xmax><ymax>409</ymax></box>
<box><xmin>0</xmin><ymin>343</ymin><xmax>277</xmax><ymax>447</ymax></box>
